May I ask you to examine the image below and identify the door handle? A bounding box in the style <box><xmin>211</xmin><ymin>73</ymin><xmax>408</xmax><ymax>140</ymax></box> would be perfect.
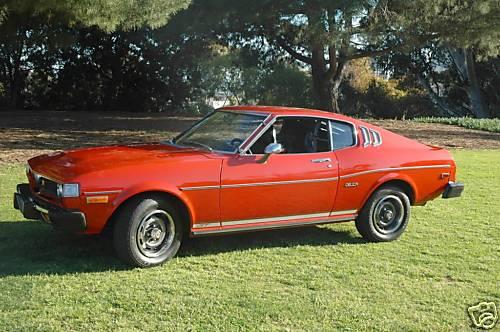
<box><xmin>311</xmin><ymin>158</ymin><xmax>331</xmax><ymax>163</ymax></box>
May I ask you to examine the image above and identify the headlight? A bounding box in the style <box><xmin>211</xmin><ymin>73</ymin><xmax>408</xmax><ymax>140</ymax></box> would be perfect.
<box><xmin>57</xmin><ymin>183</ymin><xmax>80</xmax><ymax>198</ymax></box>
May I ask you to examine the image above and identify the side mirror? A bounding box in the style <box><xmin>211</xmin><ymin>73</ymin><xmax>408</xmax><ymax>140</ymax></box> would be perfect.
<box><xmin>257</xmin><ymin>143</ymin><xmax>284</xmax><ymax>164</ymax></box>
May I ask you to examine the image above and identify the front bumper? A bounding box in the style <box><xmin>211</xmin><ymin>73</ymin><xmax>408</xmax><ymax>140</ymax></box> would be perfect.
<box><xmin>442</xmin><ymin>181</ymin><xmax>465</xmax><ymax>199</ymax></box>
<box><xmin>13</xmin><ymin>183</ymin><xmax>86</xmax><ymax>232</ymax></box>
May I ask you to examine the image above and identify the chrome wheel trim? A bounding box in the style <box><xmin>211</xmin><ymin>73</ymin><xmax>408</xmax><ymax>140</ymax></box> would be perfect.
<box><xmin>372</xmin><ymin>195</ymin><xmax>404</xmax><ymax>235</ymax></box>
<box><xmin>136</xmin><ymin>210</ymin><xmax>175</xmax><ymax>258</ymax></box>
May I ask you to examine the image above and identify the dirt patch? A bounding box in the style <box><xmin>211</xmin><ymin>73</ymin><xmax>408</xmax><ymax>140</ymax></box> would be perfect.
<box><xmin>0</xmin><ymin>111</ymin><xmax>196</xmax><ymax>164</ymax></box>
<box><xmin>368</xmin><ymin>119</ymin><xmax>500</xmax><ymax>150</ymax></box>
<box><xmin>1</xmin><ymin>111</ymin><xmax>499</xmax><ymax>164</ymax></box>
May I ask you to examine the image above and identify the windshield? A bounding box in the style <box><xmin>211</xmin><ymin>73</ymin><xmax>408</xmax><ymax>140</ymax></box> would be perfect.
<box><xmin>174</xmin><ymin>111</ymin><xmax>266</xmax><ymax>152</ymax></box>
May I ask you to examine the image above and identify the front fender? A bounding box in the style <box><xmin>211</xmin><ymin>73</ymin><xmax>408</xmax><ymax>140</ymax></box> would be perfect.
<box><xmin>110</xmin><ymin>181</ymin><xmax>196</xmax><ymax>226</ymax></box>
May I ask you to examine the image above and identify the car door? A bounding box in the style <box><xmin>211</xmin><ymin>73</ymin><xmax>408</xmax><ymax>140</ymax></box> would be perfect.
<box><xmin>219</xmin><ymin>116</ymin><xmax>339</xmax><ymax>226</ymax></box>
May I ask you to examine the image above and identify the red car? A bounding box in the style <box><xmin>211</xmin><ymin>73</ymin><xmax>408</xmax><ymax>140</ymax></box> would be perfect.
<box><xmin>14</xmin><ymin>106</ymin><xmax>464</xmax><ymax>267</ymax></box>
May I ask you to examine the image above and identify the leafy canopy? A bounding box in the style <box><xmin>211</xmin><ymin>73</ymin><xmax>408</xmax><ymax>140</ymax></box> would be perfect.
<box><xmin>0</xmin><ymin>0</ymin><xmax>191</xmax><ymax>31</ymax></box>
<box><xmin>390</xmin><ymin>0</ymin><xmax>500</xmax><ymax>57</ymax></box>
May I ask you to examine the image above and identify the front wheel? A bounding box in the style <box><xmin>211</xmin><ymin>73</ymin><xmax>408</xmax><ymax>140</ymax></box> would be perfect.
<box><xmin>355</xmin><ymin>186</ymin><xmax>411</xmax><ymax>242</ymax></box>
<box><xmin>113</xmin><ymin>196</ymin><xmax>184</xmax><ymax>267</ymax></box>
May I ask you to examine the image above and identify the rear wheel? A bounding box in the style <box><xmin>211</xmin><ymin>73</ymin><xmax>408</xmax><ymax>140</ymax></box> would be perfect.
<box><xmin>113</xmin><ymin>195</ymin><xmax>184</xmax><ymax>267</ymax></box>
<box><xmin>355</xmin><ymin>186</ymin><xmax>410</xmax><ymax>242</ymax></box>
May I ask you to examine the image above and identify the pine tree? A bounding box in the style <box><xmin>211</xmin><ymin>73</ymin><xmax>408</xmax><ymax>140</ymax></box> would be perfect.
<box><xmin>0</xmin><ymin>0</ymin><xmax>191</xmax><ymax>31</ymax></box>
<box><xmin>181</xmin><ymin>0</ymin><xmax>499</xmax><ymax>113</ymax></box>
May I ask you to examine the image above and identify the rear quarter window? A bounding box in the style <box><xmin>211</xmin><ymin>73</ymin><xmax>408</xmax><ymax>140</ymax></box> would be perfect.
<box><xmin>330</xmin><ymin>121</ymin><xmax>356</xmax><ymax>150</ymax></box>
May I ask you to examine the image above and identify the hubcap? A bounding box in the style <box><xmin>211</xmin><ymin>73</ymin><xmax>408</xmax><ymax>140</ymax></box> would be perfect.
<box><xmin>136</xmin><ymin>210</ymin><xmax>175</xmax><ymax>258</ymax></box>
<box><xmin>373</xmin><ymin>195</ymin><xmax>404</xmax><ymax>235</ymax></box>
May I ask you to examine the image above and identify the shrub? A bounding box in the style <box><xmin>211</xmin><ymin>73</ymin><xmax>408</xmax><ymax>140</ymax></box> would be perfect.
<box><xmin>414</xmin><ymin>117</ymin><xmax>500</xmax><ymax>133</ymax></box>
<box><xmin>341</xmin><ymin>59</ymin><xmax>437</xmax><ymax>119</ymax></box>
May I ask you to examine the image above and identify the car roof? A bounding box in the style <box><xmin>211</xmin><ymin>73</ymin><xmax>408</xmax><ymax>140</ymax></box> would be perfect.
<box><xmin>219</xmin><ymin>105</ymin><xmax>356</xmax><ymax>123</ymax></box>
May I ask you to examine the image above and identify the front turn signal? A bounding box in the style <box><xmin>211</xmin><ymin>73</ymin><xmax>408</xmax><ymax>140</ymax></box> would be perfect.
<box><xmin>86</xmin><ymin>196</ymin><xmax>109</xmax><ymax>204</ymax></box>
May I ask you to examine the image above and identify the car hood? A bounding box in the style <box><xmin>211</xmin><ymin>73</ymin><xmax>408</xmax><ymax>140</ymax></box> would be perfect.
<box><xmin>28</xmin><ymin>143</ymin><xmax>208</xmax><ymax>182</ymax></box>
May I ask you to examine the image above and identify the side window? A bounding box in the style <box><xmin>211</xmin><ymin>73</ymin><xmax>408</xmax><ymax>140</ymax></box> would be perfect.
<box><xmin>330</xmin><ymin>121</ymin><xmax>356</xmax><ymax>150</ymax></box>
<box><xmin>250</xmin><ymin>117</ymin><xmax>331</xmax><ymax>154</ymax></box>
<box><xmin>250</xmin><ymin>119</ymin><xmax>283</xmax><ymax>154</ymax></box>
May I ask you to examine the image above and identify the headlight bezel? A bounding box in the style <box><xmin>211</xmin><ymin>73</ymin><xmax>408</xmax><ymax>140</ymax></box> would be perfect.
<box><xmin>57</xmin><ymin>183</ymin><xmax>80</xmax><ymax>198</ymax></box>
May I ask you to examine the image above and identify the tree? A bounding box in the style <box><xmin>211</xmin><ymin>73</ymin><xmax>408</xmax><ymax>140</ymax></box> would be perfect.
<box><xmin>0</xmin><ymin>0</ymin><xmax>190</xmax><ymax>31</ymax></box>
<box><xmin>179</xmin><ymin>0</ymin><xmax>398</xmax><ymax>112</ymax></box>
<box><xmin>477</xmin><ymin>57</ymin><xmax>500</xmax><ymax>118</ymax></box>
<box><xmin>391</xmin><ymin>0</ymin><xmax>500</xmax><ymax>58</ymax></box>
<box><xmin>0</xmin><ymin>14</ymin><xmax>209</xmax><ymax>111</ymax></box>
<box><xmin>194</xmin><ymin>47</ymin><xmax>314</xmax><ymax>111</ymax></box>
<box><xmin>376</xmin><ymin>42</ymin><xmax>499</xmax><ymax>118</ymax></box>
<box><xmin>447</xmin><ymin>48</ymin><xmax>488</xmax><ymax>118</ymax></box>
<box><xmin>0</xmin><ymin>13</ymin><xmax>56</xmax><ymax>108</ymax></box>
<box><xmin>179</xmin><ymin>0</ymin><xmax>499</xmax><ymax>114</ymax></box>
<box><xmin>342</xmin><ymin>58</ymin><xmax>434</xmax><ymax>118</ymax></box>
<box><xmin>381</xmin><ymin>0</ymin><xmax>500</xmax><ymax>118</ymax></box>
<box><xmin>0</xmin><ymin>0</ymin><xmax>193</xmax><ymax>110</ymax></box>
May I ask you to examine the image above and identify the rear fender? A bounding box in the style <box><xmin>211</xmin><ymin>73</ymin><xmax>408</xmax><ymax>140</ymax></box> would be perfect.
<box><xmin>361</xmin><ymin>172</ymin><xmax>418</xmax><ymax>208</ymax></box>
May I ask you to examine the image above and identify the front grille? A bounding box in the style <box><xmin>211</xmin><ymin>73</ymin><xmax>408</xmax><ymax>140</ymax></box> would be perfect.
<box><xmin>28</xmin><ymin>169</ymin><xmax>59</xmax><ymax>199</ymax></box>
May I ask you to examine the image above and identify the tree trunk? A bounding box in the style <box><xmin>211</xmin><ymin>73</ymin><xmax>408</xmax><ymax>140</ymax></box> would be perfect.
<box><xmin>448</xmin><ymin>47</ymin><xmax>488</xmax><ymax>118</ymax></box>
<box><xmin>415</xmin><ymin>72</ymin><xmax>464</xmax><ymax>117</ymax></box>
<box><xmin>9</xmin><ymin>54</ymin><xmax>23</xmax><ymax>109</ymax></box>
<box><xmin>311</xmin><ymin>73</ymin><xmax>332</xmax><ymax>111</ymax></box>
<box><xmin>311</xmin><ymin>75</ymin><xmax>345</xmax><ymax>113</ymax></box>
<box><xmin>331</xmin><ymin>90</ymin><xmax>340</xmax><ymax>113</ymax></box>
<box><xmin>330</xmin><ymin>62</ymin><xmax>346</xmax><ymax>114</ymax></box>
<box><xmin>10</xmin><ymin>71</ymin><xmax>19</xmax><ymax>108</ymax></box>
<box><xmin>305</xmin><ymin>7</ymin><xmax>341</xmax><ymax>113</ymax></box>
<box><xmin>310</xmin><ymin>56</ymin><xmax>345</xmax><ymax>113</ymax></box>
<box><xmin>4</xmin><ymin>27</ymin><xmax>27</xmax><ymax>109</ymax></box>
<box><xmin>464</xmin><ymin>49</ymin><xmax>488</xmax><ymax>118</ymax></box>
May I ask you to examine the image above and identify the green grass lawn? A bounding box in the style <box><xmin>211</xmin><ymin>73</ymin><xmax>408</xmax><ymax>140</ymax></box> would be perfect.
<box><xmin>0</xmin><ymin>150</ymin><xmax>499</xmax><ymax>331</ymax></box>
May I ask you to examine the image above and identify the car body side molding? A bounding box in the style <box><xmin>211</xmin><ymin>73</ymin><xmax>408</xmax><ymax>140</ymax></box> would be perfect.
<box><xmin>180</xmin><ymin>165</ymin><xmax>452</xmax><ymax>191</ymax></box>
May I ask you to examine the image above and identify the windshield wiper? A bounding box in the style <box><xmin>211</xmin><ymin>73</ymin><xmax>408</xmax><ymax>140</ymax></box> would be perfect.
<box><xmin>180</xmin><ymin>140</ymin><xmax>213</xmax><ymax>152</ymax></box>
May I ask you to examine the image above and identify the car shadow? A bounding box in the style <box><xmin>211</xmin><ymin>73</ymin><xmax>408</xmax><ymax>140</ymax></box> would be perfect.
<box><xmin>0</xmin><ymin>220</ymin><xmax>364</xmax><ymax>277</ymax></box>
<box><xmin>179</xmin><ymin>226</ymin><xmax>365</xmax><ymax>257</ymax></box>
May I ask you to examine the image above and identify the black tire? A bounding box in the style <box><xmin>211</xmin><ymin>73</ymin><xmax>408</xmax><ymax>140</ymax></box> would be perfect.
<box><xmin>355</xmin><ymin>186</ymin><xmax>411</xmax><ymax>242</ymax></box>
<box><xmin>113</xmin><ymin>195</ymin><xmax>184</xmax><ymax>267</ymax></box>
